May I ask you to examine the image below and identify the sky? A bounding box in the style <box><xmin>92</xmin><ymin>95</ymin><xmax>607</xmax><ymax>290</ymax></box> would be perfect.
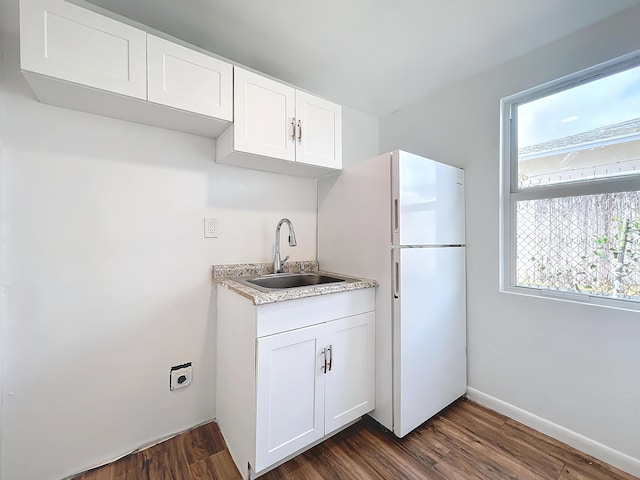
<box><xmin>517</xmin><ymin>63</ymin><xmax>640</xmax><ymax>148</ymax></box>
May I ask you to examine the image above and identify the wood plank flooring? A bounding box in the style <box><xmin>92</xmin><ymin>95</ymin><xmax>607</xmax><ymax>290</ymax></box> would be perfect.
<box><xmin>74</xmin><ymin>399</ymin><xmax>638</xmax><ymax>480</ymax></box>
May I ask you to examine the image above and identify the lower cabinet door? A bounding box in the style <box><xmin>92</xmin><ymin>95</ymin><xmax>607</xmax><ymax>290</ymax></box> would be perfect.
<box><xmin>324</xmin><ymin>312</ymin><xmax>376</xmax><ymax>434</ymax></box>
<box><xmin>255</xmin><ymin>324</ymin><xmax>325</xmax><ymax>472</ymax></box>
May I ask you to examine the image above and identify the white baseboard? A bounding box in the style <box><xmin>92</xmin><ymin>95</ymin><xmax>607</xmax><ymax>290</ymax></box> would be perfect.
<box><xmin>466</xmin><ymin>387</ymin><xmax>640</xmax><ymax>478</ymax></box>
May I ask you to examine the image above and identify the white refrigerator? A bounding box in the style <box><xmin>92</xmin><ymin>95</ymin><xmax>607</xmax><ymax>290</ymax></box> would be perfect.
<box><xmin>318</xmin><ymin>150</ymin><xmax>466</xmax><ymax>437</ymax></box>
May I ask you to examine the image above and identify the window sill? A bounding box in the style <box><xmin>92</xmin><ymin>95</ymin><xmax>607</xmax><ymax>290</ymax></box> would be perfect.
<box><xmin>500</xmin><ymin>285</ymin><xmax>640</xmax><ymax>313</ymax></box>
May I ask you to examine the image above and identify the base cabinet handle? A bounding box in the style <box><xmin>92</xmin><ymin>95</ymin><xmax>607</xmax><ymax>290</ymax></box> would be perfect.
<box><xmin>321</xmin><ymin>347</ymin><xmax>327</xmax><ymax>373</ymax></box>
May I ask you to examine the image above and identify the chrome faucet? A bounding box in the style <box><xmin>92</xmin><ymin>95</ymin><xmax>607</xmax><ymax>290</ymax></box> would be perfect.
<box><xmin>273</xmin><ymin>218</ymin><xmax>297</xmax><ymax>273</ymax></box>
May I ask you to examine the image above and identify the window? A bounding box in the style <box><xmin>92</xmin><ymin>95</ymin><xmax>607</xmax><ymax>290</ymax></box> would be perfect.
<box><xmin>500</xmin><ymin>51</ymin><xmax>640</xmax><ymax>309</ymax></box>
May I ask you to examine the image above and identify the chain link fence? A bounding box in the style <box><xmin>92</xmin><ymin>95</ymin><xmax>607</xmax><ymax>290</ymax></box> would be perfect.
<box><xmin>516</xmin><ymin>191</ymin><xmax>640</xmax><ymax>300</ymax></box>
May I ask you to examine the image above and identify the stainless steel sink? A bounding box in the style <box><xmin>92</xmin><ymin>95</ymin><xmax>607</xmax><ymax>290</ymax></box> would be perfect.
<box><xmin>234</xmin><ymin>272</ymin><xmax>347</xmax><ymax>292</ymax></box>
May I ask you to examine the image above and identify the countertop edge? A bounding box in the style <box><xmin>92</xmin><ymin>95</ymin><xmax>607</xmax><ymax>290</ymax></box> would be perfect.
<box><xmin>213</xmin><ymin>263</ymin><xmax>378</xmax><ymax>305</ymax></box>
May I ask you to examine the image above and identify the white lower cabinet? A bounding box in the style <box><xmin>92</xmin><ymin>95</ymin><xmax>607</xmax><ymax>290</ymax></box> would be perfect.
<box><xmin>255</xmin><ymin>312</ymin><xmax>374</xmax><ymax>472</ymax></box>
<box><xmin>255</xmin><ymin>324</ymin><xmax>325</xmax><ymax>472</ymax></box>
<box><xmin>324</xmin><ymin>314</ymin><xmax>376</xmax><ymax>433</ymax></box>
<box><xmin>216</xmin><ymin>287</ymin><xmax>375</xmax><ymax>479</ymax></box>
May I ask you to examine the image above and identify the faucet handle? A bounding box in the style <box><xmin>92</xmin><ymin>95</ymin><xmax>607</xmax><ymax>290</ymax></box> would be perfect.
<box><xmin>280</xmin><ymin>255</ymin><xmax>290</xmax><ymax>270</ymax></box>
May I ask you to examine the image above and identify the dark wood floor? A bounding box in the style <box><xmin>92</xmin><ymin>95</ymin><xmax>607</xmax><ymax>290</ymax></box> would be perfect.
<box><xmin>75</xmin><ymin>399</ymin><xmax>638</xmax><ymax>480</ymax></box>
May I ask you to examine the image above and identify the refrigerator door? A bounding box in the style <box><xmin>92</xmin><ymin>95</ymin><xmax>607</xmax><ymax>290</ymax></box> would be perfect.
<box><xmin>392</xmin><ymin>246</ymin><xmax>467</xmax><ymax>438</ymax></box>
<box><xmin>392</xmin><ymin>150</ymin><xmax>465</xmax><ymax>247</ymax></box>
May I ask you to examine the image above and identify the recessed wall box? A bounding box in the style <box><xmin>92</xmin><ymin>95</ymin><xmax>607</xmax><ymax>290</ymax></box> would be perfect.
<box><xmin>170</xmin><ymin>362</ymin><xmax>192</xmax><ymax>391</ymax></box>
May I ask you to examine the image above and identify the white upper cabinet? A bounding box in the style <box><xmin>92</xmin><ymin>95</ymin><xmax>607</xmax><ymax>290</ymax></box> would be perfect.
<box><xmin>295</xmin><ymin>90</ymin><xmax>342</xmax><ymax>170</ymax></box>
<box><xmin>18</xmin><ymin>0</ymin><xmax>343</xmax><ymax>153</ymax></box>
<box><xmin>20</xmin><ymin>0</ymin><xmax>147</xmax><ymax>99</ymax></box>
<box><xmin>19</xmin><ymin>0</ymin><xmax>233</xmax><ymax>137</ymax></box>
<box><xmin>232</xmin><ymin>67</ymin><xmax>296</xmax><ymax>161</ymax></box>
<box><xmin>217</xmin><ymin>67</ymin><xmax>342</xmax><ymax>177</ymax></box>
<box><xmin>147</xmin><ymin>34</ymin><xmax>233</xmax><ymax>121</ymax></box>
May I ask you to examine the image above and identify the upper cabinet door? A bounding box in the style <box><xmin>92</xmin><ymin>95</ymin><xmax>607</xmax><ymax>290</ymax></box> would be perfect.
<box><xmin>147</xmin><ymin>35</ymin><xmax>232</xmax><ymax>121</ymax></box>
<box><xmin>295</xmin><ymin>91</ymin><xmax>342</xmax><ymax>169</ymax></box>
<box><xmin>19</xmin><ymin>0</ymin><xmax>146</xmax><ymax>99</ymax></box>
<box><xmin>233</xmin><ymin>67</ymin><xmax>296</xmax><ymax>162</ymax></box>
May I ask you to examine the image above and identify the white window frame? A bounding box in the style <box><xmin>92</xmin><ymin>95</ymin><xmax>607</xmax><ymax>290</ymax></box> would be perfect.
<box><xmin>500</xmin><ymin>50</ymin><xmax>640</xmax><ymax>311</ymax></box>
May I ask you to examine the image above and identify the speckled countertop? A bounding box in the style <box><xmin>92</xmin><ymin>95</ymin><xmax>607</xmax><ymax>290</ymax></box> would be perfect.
<box><xmin>213</xmin><ymin>261</ymin><xmax>378</xmax><ymax>305</ymax></box>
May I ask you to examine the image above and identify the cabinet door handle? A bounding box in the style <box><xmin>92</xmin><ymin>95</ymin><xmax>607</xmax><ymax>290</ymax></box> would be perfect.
<box><xmin>297</xmin><ymin>120</ymin><xmax>302</xmax><ymax>144</ymax></box>
<box><xmin>291</xmin><ymin>118</ymin><xmax>296</xmax><ymax>143</ymax></box>
<box><xmin>327</xmin><ymin>345</ymin><xmax>333</xmax><ymax>372</ymax></box>
<box><xmin>321</xmin><ymin>347</ymin><xmax>327</xmax><ymax>374</ymax></box>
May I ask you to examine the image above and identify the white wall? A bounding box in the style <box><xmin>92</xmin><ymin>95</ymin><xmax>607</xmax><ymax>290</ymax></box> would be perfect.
<box><xmin>380</xmin><ymin>5</ymin><xmax>640</xmax><ymax>476</ymax></box>
<box><xmin>0</xmin><ymin>44</ymin><xmax>7</xmax><ymax>480</ymax></box>
<box><xmin>340</xmin><ymin>107</ymin><xmax>380</xmax><ymax>169</ymax></box>
<box><xmin>0</xmin><ymin>1</ymin><xmax>378</xmax><ymax>478</ymax></box>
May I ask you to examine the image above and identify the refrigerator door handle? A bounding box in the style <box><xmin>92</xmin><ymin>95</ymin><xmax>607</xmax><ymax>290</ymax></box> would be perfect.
<box><xmin>394</xmin><ymin>261</ymin><xmax>400</xmax><ymax>299</ymax></box>
<box><xmin>393</xmin><ymin>198</ymin><xmax>399</xmax><ymax>234</ymax></box>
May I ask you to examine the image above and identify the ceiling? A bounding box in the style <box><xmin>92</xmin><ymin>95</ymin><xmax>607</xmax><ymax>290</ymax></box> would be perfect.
<box><xmin>84</xmin><ymin>0</ymin><xmax>640</xmax><ymax>117</ymax></box>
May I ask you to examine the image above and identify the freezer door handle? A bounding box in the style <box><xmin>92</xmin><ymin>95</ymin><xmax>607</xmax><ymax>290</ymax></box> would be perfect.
<box><xmin>393</xmin><ymin>198</ymin><xmax>399</xmax><ymax>233</ymax></box>
<box><xmin>394</xmin><ymin>261</ymin><xmax>400</xmax><ymax>299</ymax></box>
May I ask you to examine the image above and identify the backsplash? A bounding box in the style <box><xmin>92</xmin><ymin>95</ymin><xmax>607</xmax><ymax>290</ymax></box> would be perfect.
<box><xmin>212</xmin><ymin>261</ymin><xmax>319</xmax><ymax>279</ymax></box>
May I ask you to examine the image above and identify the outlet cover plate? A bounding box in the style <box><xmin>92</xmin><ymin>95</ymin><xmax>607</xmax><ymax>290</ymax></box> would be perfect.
<box><xmin>204</xmin><ymin>217</ymin><xmax>218</xmax><ymax>238</ymax></box>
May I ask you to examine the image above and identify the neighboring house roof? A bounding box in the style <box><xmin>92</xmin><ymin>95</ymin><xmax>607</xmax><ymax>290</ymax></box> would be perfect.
<box><xmin>519</xmin><ymin>118</ymin><xmax>640</xmax><ymax>157</ymax></box>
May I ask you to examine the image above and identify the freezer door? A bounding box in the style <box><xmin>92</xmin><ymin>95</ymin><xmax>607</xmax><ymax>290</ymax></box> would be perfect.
<box><xmin>392</xmin><ymin>151</ymin><xmax>465</xmax><ymax>246</ymax></box>
<box><xmin>392</xmin><ymin>246</ymin><xmax>467</xmax><ymax>438</ymax></box>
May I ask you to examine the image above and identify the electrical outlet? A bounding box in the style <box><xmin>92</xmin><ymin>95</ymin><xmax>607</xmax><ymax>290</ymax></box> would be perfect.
<box><xmin>204</xmin><ymin>217</ymin><xmax>218</xmax><ymax>238</ymax></box>
<box><xmin>170</xmin><ymin>362</ymin><xmax>192</xmax><ymax>391</ymax></box>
